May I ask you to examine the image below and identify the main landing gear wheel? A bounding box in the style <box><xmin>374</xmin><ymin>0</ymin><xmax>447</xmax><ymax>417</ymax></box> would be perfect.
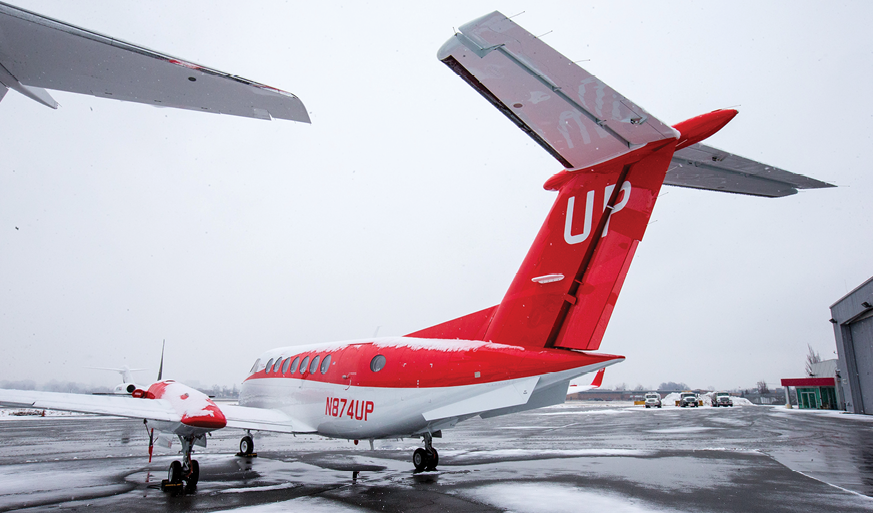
<box><xmin>240</xmin><ymin>435</ymin><xmax>255</xmax><ymax>456</ymax></box>
<box><xmin>426</xmin><ymin>448</ymin><xmax>439</xmax><ymax>471</ymax></box>
<box><xmin>168</xmin><ymin>460</ymin><xmax>183</xmax><ymax>484</ymax></box>
<box><xmin>184</xmin><ymin>460</ymin><xmax>200</xmax><ymax>493</ymax></box>
<box><xmin>412</xmin><ymin>432</ymin><xmax>439</xmax><ymax>472</ymax></box>
<box><xmin>413</xmin><ymin>448</ymin><xmax>428</xmax><ymax>471</ymax></box>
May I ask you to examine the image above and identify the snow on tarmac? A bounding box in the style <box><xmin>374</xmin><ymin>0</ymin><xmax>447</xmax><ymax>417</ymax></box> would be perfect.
<box><xmin>646</xmin><ymin>426</ymin><xmax>721</xmax><ymax>434</ymax></box>
<box><xmin>215</xmin><ymin>496</ymin><xmax>368</xmax><ymax>512</ymax></box>
<box><xmin>457</xmin><ymin>483</ymin><xmax>685</xmax><ymax>513</ymax></box>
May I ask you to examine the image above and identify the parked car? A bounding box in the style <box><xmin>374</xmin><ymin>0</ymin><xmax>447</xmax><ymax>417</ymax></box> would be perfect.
<box><xmin>644</xmin><ymin>393</ymin><xmax>662</xmax><ymax>408</ymax></box>
<box><xmin>677</xmin><ymin>391</ymin><xmax>701</xmax><ymax>407</ymax></box>
<box><xmin>711</xmin><ymin>392</ymin><xmax>733</xmax><ymax>407</ymax></box>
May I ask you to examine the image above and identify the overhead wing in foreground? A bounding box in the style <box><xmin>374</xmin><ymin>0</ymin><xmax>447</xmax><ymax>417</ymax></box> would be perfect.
<box><xmin>0</xmin><ymin>388</ymin><xmax>179</xmax><ymax>421</ymax></box>
<box><xmin>665</xmin><ymin>143</ymin><xmax>834</xmax><ymax>198</ymax></box>
<box><xmin>0</xmin><ymin>2</ymin><xmax>309</xmax><ymax>122</ymax></box>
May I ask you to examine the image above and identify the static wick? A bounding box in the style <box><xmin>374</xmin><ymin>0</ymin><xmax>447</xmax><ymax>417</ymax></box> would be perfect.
<box><xmin>534</xmin><ymin>30</ymin><xmax>553</xmax><ymax>39</ymax></box>
<box><xmin>574</xmin><ymin>59</ymin><xmax>591</xmax><ymax>63</ymax></box>
<box><xmin>507</xmin><ymin>11</ymin><xmax>526</xmax><ymax>19</ymax></box>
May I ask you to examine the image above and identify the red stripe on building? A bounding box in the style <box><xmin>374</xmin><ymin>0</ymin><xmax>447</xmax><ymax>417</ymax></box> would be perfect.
<box><xmin>780</xmin><ymin>377</ymin><xmax>835</xmax><ymax>387</ymax></box>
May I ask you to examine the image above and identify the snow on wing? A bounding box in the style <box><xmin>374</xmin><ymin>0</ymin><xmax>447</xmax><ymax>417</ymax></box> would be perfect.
<box><xmin>0</xmin><ymin>2</ymin><xmax>309</xmax><ymax>122</ymax></box>
<box><xmin>0</xmin><ymin>388</ymin><xmax>180</xmax><ymax>422</ymax></box>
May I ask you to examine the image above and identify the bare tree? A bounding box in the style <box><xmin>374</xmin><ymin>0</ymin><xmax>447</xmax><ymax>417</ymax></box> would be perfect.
<box><xmin>805</xmin><ymin>344</ymin><xmax>822</xmax><ymax>376</ymax></box>
<box><xmin>658</xmin><ymin>382</ymin><xmax>689</xmax><ymax>391</ymax></box>
<box><xmin>614</xmin><ymin>382</ymin><xmax>627</xmax><ymax>391</ymax></box>
<box><xmin>633</xmin><ymin>384</ymin><xmax>646</xmax><ymax>391</ymax></box>
<box><xmin>757</xmin><ymin>380</ymin><xmax>769</xmax><ymax>394</ymax></box>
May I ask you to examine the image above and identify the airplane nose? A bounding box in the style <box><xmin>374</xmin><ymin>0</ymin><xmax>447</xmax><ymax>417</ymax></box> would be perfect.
<box><xmin>181</xmin><ymin>403</ymin><xmax>227</xmax><ymax>429</ymax></box>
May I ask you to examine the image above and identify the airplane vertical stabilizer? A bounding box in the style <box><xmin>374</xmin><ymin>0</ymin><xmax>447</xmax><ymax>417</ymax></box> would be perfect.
<box><xmin>437</xmin><ymin>12</ymin><xmax>677</xmax><ymax>351</ymax></box>
<box><xmin>410</xmin><ymin>12</ymin><xmax>827</xmax><ymax>351</ymax></box>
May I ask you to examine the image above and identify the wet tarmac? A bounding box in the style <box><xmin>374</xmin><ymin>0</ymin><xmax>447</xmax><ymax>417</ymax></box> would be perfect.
<box><xmin>1</xmin><ymin>402</ymin><xmax>873</xmax><ymax>512</ymax></box>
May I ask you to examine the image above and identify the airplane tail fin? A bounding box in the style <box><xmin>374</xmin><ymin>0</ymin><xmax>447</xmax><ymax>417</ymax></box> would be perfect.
<box><xmin>409</xmin><ymin>12</ymin><xmax>832</xmax><ymax>351</ymax></box>
<box><xmin>590</xmin><ymin>368</ymin><xmax>605</xmax><ymax>388</ymax></box>
<box><xmin>431</xmin><ymin>12</ymin><xmax>680</xmax><ymax>351</ymax></box>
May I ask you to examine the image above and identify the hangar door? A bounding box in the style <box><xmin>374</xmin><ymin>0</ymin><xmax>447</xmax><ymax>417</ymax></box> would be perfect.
<box><xmin>850</xmin><ymin>312</ymin><xmax>873</xmax><ymax>413</ymax></box>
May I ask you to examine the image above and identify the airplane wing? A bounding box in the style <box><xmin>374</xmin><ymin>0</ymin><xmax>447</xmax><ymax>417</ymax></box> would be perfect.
<box><xmin>566</xmin><ymin>368</ymin><xmax>605</xmax><ymax>395</ymax></box>
<box><xmin>0</xmin><ymin>2</ymin><xmax>309</xmax><ymax>121</ymax></box>
<box><xmin>665</xmin><ymin>143</ymin><xmax>835</xmax><ymax>198</ymax></box>
<box><xmin>219</xmin><ymin>404</ymin><xmax>317</xmax><ymax>434</ymax></box>
<box><xmin>0</xmin><ymin>387</ymin><xmax>317</xmax><ymax>433</ymax></box>
<box><xmin>0</xmin><ymin>388</ymin><xmax>179</xmax><ymax>421</ymax></box>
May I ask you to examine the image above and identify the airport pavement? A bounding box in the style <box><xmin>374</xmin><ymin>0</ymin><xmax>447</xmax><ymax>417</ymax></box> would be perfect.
<box><xmin>0</xmin><ymin>401</ymin><xmax>872</xmax><ymax>512</ymax></box>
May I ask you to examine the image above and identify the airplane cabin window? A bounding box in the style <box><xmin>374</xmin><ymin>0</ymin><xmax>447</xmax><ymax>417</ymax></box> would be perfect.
<box><xmin>273</xmin><ymin>358</ymin><xmax>283</xmax><ymax>373</ymax></box>
<box><xmin>289</xmin><ymin>356</ymin><xmax>300</xmax><ymax>374</ymax></box>
<box><xmin>310</xmin><ymin>355</ymin><xmax>321</xmax><ymax>374</ymax></box>
<box><xmin>320</xmin><ymin>354</ymin><xmax>331</xmax><ymax>374</ymax></box>
<box><xmin>282</xmin><ymin>358</ymin><xmax>292</xmax><ymax>374</ymax></box>
<box><xmin>300</xmin><ymin>356</ymin><xmax>310</xmax><ymax>374</ymax></box>
<box><xmin>265</xmin><ymin>358</ymin><xmax>274</xmax><ymax>374</ymax></box>
<box><xmin>249</xmin><ymin>359</ymin><xmax>260</xmax><ymax>375</ymax></box>
<box><xmin>370</xmin><ymin>354</ymin><xmax>386</xmax><ymax>372</ymax></box>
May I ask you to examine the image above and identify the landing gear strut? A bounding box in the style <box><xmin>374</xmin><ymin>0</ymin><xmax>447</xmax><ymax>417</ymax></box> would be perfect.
<box><xmin>160</xmin><ymin>435</ymin><xmax>201</xmax><ymax>493</ymax></box>
<box><xmin>412</xmin><ymin>432</ymin><xmax>438</xmax><ymax>472</ymax></box>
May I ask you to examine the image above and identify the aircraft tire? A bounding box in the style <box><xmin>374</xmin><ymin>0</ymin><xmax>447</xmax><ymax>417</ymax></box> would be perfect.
<box><xmin>168</xmin><ymin>460</ymin><xmax>183</xmax><ymax>484</ymax></box>
<box><xmin>185</xmin><ymin>460</ymin><xmax>200</xmax><ymax>492</ymax></box>
<box><xmin>426</xmin><ymin>448</ymin><xmax>439</xmax><ymax>471</ymax></box>
<box><xmin>240</xmin><ymin>436</ymin><xmax>254</xmax><ymax>455</ymax></box>
<box><xmin>413</xmin><ymin>448</ymin><xmax>428</xmax><ymax>471</ymax></box>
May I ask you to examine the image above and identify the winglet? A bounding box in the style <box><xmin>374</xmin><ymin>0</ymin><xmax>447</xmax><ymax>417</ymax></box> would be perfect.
<box><xmin>0</xmin><ymin>61</ymin><xmax>58</xmax><ymax>108</ymax></box>
<box><xmin>590</xmin><ymin>368</ymin><xmax>605</xmax><ymax>388</ymax></box>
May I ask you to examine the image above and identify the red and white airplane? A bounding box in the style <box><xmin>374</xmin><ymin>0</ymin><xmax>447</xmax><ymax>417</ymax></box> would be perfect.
<box><xmin>0</xmin><ymin>6</ymin><xmax>833</xmax><ymax>492</ymax></box>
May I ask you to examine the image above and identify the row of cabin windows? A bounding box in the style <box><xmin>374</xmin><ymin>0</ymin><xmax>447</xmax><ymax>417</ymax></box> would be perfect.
<box><xmin>249</xmin><ymin>354</ymin><xmax>387</xmax><ymax>376</ymax></box>
<box><xmin>261</xmin><ymin>354</ymin><xmax>333</xmax><ymax>377</ymax></box>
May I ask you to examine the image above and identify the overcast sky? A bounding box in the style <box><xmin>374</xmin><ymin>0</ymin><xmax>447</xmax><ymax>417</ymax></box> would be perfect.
<box><xmin>1</xmin><ymin>1</ymin><xmax>870</xmax><ymax>391</ymax></box>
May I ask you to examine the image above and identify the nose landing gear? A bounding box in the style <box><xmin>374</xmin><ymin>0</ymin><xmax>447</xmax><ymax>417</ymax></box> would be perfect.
<box><xmin>412</xmin><ymin>432</ymin><xmax>439</xmax><ymax>472</ymax></box>
<box><xmin>160</xmin><ymin>435</ymin><xmax>201</xmax><ymax>493</ymax></box>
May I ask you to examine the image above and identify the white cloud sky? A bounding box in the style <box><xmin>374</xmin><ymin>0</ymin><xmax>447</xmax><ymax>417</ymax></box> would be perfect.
<box><xmin>0</xmin><ymin>1</ymin><xmax>869</xmax><ymax>391</ymax></box>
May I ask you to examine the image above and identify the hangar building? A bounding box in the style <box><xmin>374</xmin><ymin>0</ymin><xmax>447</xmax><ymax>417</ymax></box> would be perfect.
<box><xmin>830</xmin><ymin>276</ymin><xmax>873</xmax><ymax>414</ymax></box>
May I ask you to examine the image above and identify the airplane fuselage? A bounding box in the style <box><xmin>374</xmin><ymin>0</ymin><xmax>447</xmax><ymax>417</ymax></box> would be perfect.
<box><xmin>239</xmin><ymin>337</ymin><xmax>622</xmax><ymax>440</ymax></box>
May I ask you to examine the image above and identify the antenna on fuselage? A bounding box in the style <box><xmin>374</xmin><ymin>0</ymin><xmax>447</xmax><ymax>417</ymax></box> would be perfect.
<box><xmin>157</xmin><ymin>340</ymin><xmax>165</xmax><ymax>381</ymax></box>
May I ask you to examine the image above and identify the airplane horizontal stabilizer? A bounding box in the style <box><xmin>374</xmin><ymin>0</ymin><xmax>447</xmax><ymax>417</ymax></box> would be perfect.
<box><xmin>438</xmin><ymin>11</ymin><xmax>677</xmax><ymax>170</ymax></box>
<box><xmin>666</xmin><ymin>143</ymin><xmax>835</xmax><ymax>197</ymax></box>
<box><xmin>0</xmin><ymin>3</ymin><xmax>309</xmax><ymax>121</ymax></box>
